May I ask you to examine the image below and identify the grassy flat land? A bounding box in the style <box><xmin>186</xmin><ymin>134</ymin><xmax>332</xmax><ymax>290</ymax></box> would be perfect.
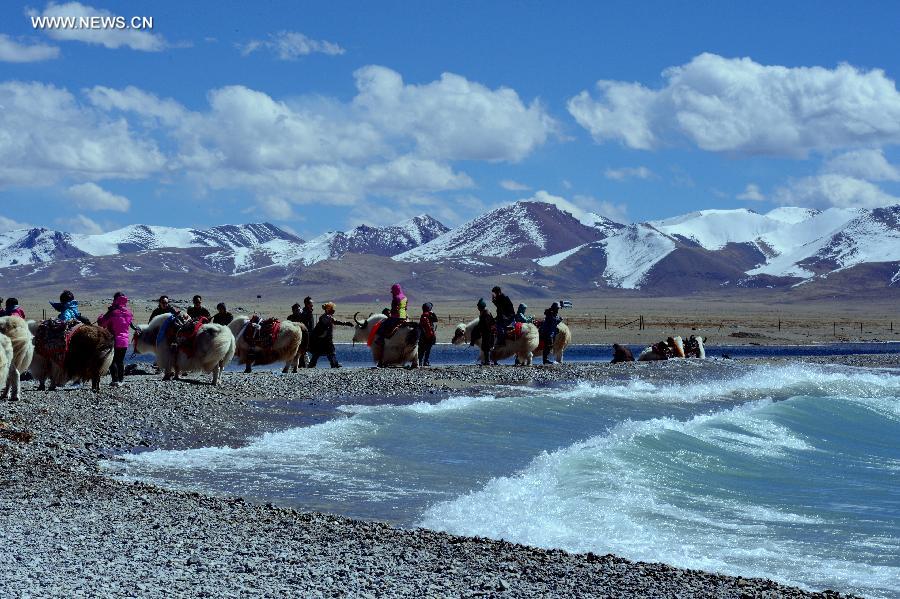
<box><xmin>16</xmin><ymin>294</ymin><xmax>899</xmax><ymax>346</ymax></box>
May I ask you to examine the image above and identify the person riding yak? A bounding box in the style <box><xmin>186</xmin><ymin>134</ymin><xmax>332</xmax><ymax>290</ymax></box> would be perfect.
<box><xmin>0</xmin><ymin>298</ymin><xmax>25</xmax><ymax>319</ymax></box>
<box><xmin>51</xmin><ymin>290</ymin><xmax>90</xmax><ymax>325</ymax></box>
<box><xmin>514</xmin><ymin>303</ymin><xmax>532</xmax><ymax>324</ymax></box>
<box><xmin>491</xmin><ymin>286</ymin><xmax>515</xmax><ymax>347</ymax></box>
<box><xmin>374</xmin><ymin>283</ymin><xmax>409</xmax><ymax>366</ymax></box>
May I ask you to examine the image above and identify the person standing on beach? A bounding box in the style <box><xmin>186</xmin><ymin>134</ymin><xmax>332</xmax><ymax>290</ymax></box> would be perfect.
<box><xmin>0</xmin><ymin>298</ymin><xmax>25</xmax><ymax>319</ymax></box>
<box><xmin>97</xmin><ymin>292</ymin><xmax>133</xmax><ymax>387</ymax></box>
<box><xmin>472</xmin><ymin>298</ymin><xmax>496</xmax><ymax>366</ymax></box>
<box><xmin>149</xmin><ymin>295</ymin><xmax>178</xmax><ymax>322</ymax></box>
<box><xmin>212</xmin><ymin>302</ymin><xmax>233</xmax><ymax>326</ymax></box>
<box><xmin>300</xmin><ymin>297</ymin><xmax>315</xmax><ymax>332</ymax></box>
<box><xmin>418</xmin><ymin>302</ymin><xmax>438</xmax><ymax>367</ymax></box>
<box><xmin>187</xmin><ymin>295</ymin><xmax>211</xmax><ymax>320</ymax></box>
<box><xmin>287</xmin><ymin>303</ymin><xmax>304</xmax><ymax>324</ymax></box>
<box><xmin>308</xmin><ymin>302</ymin><xmax>353</xmax><ymax>368</ymax></box>
<box><xmin>540</xmin><ymin>302</ymin><xmax>562</xmax><ymax>364</ymax></box>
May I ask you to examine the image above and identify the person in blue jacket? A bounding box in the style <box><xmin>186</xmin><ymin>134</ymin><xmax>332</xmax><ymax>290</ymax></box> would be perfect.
<box><xmin>50</xmin><ymin>290</ymin><xmax>90</xmax><ymax>324</ymax></box>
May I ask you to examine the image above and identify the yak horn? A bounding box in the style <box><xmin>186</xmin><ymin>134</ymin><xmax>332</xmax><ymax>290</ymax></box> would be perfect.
<box><xmin>129</xmin><ymin>322</ymin><xmax>140</xmax><ymax>331</ymax></box>
<box><xmin>353</xmin><ymin>312</ymin><xmax>366</xmax><ymax>327</ymax></box>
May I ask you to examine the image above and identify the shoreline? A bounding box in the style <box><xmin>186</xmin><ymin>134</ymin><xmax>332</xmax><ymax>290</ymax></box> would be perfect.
<box><xmin>4</xmin><ymin>357</ymin><xmax>894</xmax><ymax>596</ymax></box>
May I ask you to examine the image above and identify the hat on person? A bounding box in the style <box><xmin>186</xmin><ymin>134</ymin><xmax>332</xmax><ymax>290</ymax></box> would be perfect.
<box><xmin>477</xmin><ymin>298</ymin><xmax>487</xmax><ymax>310</ymax></box>
<box><xmin>423</xmin><ymin>302</ymin><xmax>433</xmax><ymax>312</ymax></box>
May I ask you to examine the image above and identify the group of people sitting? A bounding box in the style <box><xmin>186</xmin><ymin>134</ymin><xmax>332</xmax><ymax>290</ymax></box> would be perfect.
<box><xmin>472</xmin><ymin>286</ymin><xmax>563</xmax><ymax>365</ymax></box>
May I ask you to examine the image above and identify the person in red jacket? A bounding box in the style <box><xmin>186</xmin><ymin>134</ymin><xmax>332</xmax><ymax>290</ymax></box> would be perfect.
<box><xmin>0</xmin><ymin>298</ymin><xmax>25</xmax><ymax>319</ymax></box>
<box><xmin>418</xmin><ymin>302</ymin><xmax>438</xmax><ymax>367</ymax></box>
<box><xmin>98</xmin><ymin>292</ymin><xmax>134</xmax><ymax>387</ymax></box>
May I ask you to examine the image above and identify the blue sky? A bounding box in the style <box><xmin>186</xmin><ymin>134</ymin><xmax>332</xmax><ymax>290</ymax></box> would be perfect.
<box><xmin>2</xmin><ymin>0</ymin><xmax>900</xmax><ymax>239</ymax></box>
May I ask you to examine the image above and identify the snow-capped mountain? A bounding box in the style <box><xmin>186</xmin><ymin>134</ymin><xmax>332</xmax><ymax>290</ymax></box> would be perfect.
<box><xmin>0</xmin><ymin>228</ymin><xmax>87</xmax><ymax>268</ymax></box>
<box><xmin>545</xmin><ymin>205</ymin><xmax>900</xmax><ymax>290</ymax></box>
<box><xmin>296</xmin><ymin>215</ymin><xmax>449</xmax><ymax>266</ymax></box>
<box><xmin>395</xmin><ymin>201</ymin><xmax>618</xmax><ymax>262</ymax></box>
<box><xmin>0</xmin><ymin>216</ymin><xmax>451</xmax><ymax>276</ymax></box>
<box><xmin>2</xmin><ymin>202</ymin><xmax>898</xmax><ymax>297</ymax></box>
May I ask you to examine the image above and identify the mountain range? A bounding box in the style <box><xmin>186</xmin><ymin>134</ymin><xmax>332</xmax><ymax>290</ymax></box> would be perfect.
<box><xmin>1</xmin><ymin>200</ymin><xmax>898</xmax><ymax>300</ymax></box>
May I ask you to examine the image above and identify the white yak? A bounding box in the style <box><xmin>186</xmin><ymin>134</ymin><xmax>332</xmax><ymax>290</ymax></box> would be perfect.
<box><xmin>229</xmin><ymin>315</ymin><xmax>307</xmax><ymax>373</ymax></box>
<box><xmin>132</xmin><ymin>314</ymin><xmax>235</xmax><ymax>385</ymax></box>
<box><xmin>451</xmin><ymin>318</ymin><xmax>540</xmax><ymax>365</ymax></box>
<box><xmin>0</xmin><ymin>316</ymin><xmax>34</xmax><ymax>400</ymax></box>
<box><xmin>352</xmin><ymin>312</ymin><xmax>420</xmax><ymax>368</ymax></box>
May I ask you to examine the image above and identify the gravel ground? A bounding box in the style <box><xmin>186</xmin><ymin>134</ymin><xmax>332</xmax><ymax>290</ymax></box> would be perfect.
<box><xmin>4</xmin><ymin>355</ymin><xmax>894</xmax><ymax>597</ymax></box>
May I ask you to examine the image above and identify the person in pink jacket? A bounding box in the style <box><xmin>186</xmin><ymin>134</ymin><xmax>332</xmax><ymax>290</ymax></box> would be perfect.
<box><xmin>1</xmin><ymin>298</ymin><xmax>25</xmax><ymax>319</ymax></box>
<box><xmin>98</xmin><ymin>292</ymin><xmax>134</xmax><ymax>387</ymax></box>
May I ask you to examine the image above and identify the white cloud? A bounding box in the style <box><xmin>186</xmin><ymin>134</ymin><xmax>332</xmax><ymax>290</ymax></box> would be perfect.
<box><xmin>737</xmin><ymin>183</ymin><xmax>765</xmax><ymax>201</ymax></box>
<box><xmin>0</xmin><ymin>215</ymin><xmax>31</xmax><ymax>232</ymax></box>
<box><xmin>0</xmin><ymin>81</ymin><xmax>165</xmax><ymax>187</ymax></box>
<box><xmin>30</xmin><ymin>2</ymin><xmax>166</xmax><ymax>51</ymax></box>
<box><xmin>500</xmin><ymin>179</ymin><xmax>530</xmax><ymax>191</ymax></box>
<box><xmin>568</xmin><ymin>53</ymin><xmax>900</xmax><ymax>157</ymax></box>
<box><xmin>353</xmin><ymin>65</ymin><xmax>556</xmax><ymax>162</ymax></box>
<box><xmin>0</xmin><ymin>34</ymin><xmax>59</xmax><ymax>62</ymax></box>
<box><xmin>575</xmin><ymin>195</ymin><xmax>629</xmax><ymax>223</ymax></box>
<box><xmin>823</xmin><ymin>149</ymin><xmax>900</xmax><ymax>181</ymax></box>
<box><xmin>363</xmin><ymin>156</ymin><xmax>472</xmax><ymax>193</ymax></box>
<box><xmin>56</xmin><ymin>213</ymin><xmax>103</xmax><ymax>234</ymax></box>
<box><xmin>86</xmin><ymin>85</ymin><xmax>186</xmax><ymax>125</ymax></box>
<box><xmin>67</xmin><ymin>182</ymin><xmax>130</xmax><ymax>211</ymax></box>
<box><xmin>604</xmin><ymin>166</ymin><xmax>654</xmax><ymax>181</ymax></box>
<box><xmin>240</xmin><ymin>31</ymin><xmax>344</xmax><ymax>59</ymax></box>
<box><xmin>5</xmin><ymin>67</ymin><xmax>552</xmax><ymax>222</ymax></box>
<box><xmin>521</xmin><ymin>190</ymin><xmax>629</xmax><ymax>225</ymax></box>
<box><xmin>774</xmin><ymin>174</ymin><xmax>900</xmax><ymax>209</ymax></box>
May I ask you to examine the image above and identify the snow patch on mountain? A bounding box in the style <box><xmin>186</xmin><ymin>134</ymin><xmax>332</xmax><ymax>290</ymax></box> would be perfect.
<box><xmin>601</xmin><ymin>225</ymin><xmax>676</xmax><ymax>289</ymax></box>
<box><xmin>534</xmin><ymin>244</ymin><xmax>587</xmax><ymax>267</ymax></box>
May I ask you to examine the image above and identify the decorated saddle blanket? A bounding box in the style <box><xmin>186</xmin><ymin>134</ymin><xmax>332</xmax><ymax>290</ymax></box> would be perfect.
<box><xmin>366</xmin><ymin>320</ymin><xmax>382</xmax><ymax>347</ymax></box>
<box><xmin>174</xmin><ymin>316</ymin><xmax>209</xmax><ymax>357</ymax></box>
<box><xmin>497</xmin><ymin>321</ymin><xmax>528</xmax><ymax>340</ymax></box>
<box><xmin>243</xmin><ymin>316</ymin><xmax>281</xmax><ymax>349</ymax></box>
<box><xmin>34</xmin><ymin>319</ymin><xmax>81</xmax><ymax>367</ymax></box>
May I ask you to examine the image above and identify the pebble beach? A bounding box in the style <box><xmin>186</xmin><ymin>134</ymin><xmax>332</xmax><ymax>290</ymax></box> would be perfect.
<box><xmin>4</xmin><ymin>355</ymin><xmax>895</xmax><ymax>598</ymax></box>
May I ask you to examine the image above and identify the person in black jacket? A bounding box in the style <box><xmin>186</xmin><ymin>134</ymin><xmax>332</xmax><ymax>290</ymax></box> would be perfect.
<box><xmin>287</xmin><ymin>303</ymin><xmax>304</xmax><ymax>324</ymax></box>
<box><xmin>149</xmin><ymin>295</ymin><xmax>178</xmax><ymax>322</ymax></box>
<box><xmin>540</xmin><ymin>302</ymin><xmax>562</xmax><ymax>364</ymax></box>
<box><xmin>186</xmin><ymin>295</ymin><xmax>211</xmax><ymax>320</ymax></box>
<box><xmin>212</xmin><ymin>302</ymin><xmax>233</xmax><ymax>326</ymax></box>
<box><xmin>300</xmin><ymin>296</ymin><xmax>315</xmax><ymax>332</ymax></box>
<box><xmin>471</xmin><ymin>298</ymin><xmax>496</xmax><ymax>366</ymax></box>
<box><xmin>491</xmin><ymin>286</ymin><xmax>515</xmax><ymax>347</ymax></box>
<box><xmin>308</xmin><ymin>302</ymin><xmax>353</xmax><ymax>368</ymax></box>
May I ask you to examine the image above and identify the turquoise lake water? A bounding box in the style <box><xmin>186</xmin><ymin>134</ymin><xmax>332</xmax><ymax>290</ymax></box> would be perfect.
<box><xmin>111</xmin><ymin>361</ymin><xmax>900</xmax><ymax>597</ymax></box>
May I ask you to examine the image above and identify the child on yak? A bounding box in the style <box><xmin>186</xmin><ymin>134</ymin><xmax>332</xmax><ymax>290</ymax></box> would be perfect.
<box><xmin>98</xmin><ymin>292</ymin><xmax>134</xmax><ymax>387</ymax></box>
<box><xmin>51</xmin><ymin>290</ymin><xmax>90</xmax><ymax>325</ymax></box>
<box><xmin>418</xmin><ymin>302</ymin><xmax>438</xmax><ymax>367</ymax></box>
<box><xmin>514</xmin><ymin>303</ymin><xmax>533</xmax><ymax>324</ymax></box>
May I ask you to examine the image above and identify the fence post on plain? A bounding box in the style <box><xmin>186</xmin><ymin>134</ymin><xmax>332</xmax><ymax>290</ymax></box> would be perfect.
<box><xmin>778</xmin><ymin>319</ymin><xmax>781</xmax><ymax>331</ymax></box>
<box><xmin>833</xmin><ymin>322</ymin><xmax>836</xmax><ymax>336</ymax></box>
<box><xmin>604</xmin><ymin>315</ymin><xmax>607</xmax><ymax>330</ymax></box>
